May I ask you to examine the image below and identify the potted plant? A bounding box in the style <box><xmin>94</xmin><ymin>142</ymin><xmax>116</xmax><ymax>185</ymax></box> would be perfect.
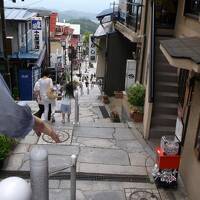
<box><xmin>12</xmin><ymin>87</ymin><xmax>20</xmax><ymax>100</ymax></box>
<box><xmin>127</xmin><ymin>83</ymin><xmax>145</xmax><ymax>122</ymax></box>
<box><xmin>114</xmin><ymin>91</ymin><xmax>123</xmax><ymax>99</ymax></box>
<box><xmin>110</xmin><ymin>111</ymin><xmax>120</xmax><ymax>123</ymax></box>
<box><xmin>0</xmin><ymin>135</ymin><xmax>16</xmax><ymax>168</ymax></box>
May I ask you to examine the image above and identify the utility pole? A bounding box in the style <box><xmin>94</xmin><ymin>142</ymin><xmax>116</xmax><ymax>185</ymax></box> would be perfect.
<box><xmin>68</xmin><ymin>45</ymin><xmax>75</xmax><ymax>86</ymax></box>
<box><xmin>0</xmin><ymin>0</ymin><xmax>12</xmax><ymax>89</ymax></box>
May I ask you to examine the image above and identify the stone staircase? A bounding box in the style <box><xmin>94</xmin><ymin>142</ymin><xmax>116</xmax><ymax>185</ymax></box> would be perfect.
<box><xmin>149</xmin><ymin>37</ymin><xmax>178</xmax><ymax>138</ymax></box>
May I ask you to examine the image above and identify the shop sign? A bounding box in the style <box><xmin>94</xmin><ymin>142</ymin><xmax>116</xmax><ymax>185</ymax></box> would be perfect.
<box><xmin>89</xmin><ymin>35</ymin><xmax>96</xmax><ymax>63</ymax></box>
<box><xmin>32</xmin><ymin>17</ymin><xmax>43</xmax><ymax>51</ymax></box>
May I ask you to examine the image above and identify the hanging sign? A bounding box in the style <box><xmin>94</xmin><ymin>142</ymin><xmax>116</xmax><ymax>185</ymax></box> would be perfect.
<box><xmin>89</xmin><ymin>34</ymin><xmax>96</xmax><ymax>63</ymax></box>
<box><xmin>32</xmin><ymin>17</ymin><xmax>43</xmax><ymax>51</ymax></box>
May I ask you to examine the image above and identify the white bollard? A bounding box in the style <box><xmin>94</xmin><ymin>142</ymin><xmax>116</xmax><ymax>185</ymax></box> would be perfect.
<box><xmin>0</xmin><ymin>177</ymin><xmax>31</xmax><ymax>200</ymax></box>
<box><xmin>30</xmin><ymin>147</ymin><xmax>49</xmax><ymax>200</ymax></box>
<box><xmin>70</xmin><ymin>154</ymin><xmax>77</xmax><ymax>200</ymax></box>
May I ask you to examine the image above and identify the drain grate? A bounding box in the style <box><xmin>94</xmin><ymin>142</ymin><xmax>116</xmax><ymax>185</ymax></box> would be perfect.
<box><xmin>129</xmin><ymin>191</ymin><xmax>159</xmax><ymax>200</ymax></box>
<box><xmin>42</xmin><ymin>131</ymin><xmax>70</xmax><ymax>143</ymax></box>
<box><xmin>99</xmin><ymin>106</ymin><xmax>110</xmax><ymax>118</ymax></box>
<box><xmin>37</xmin><ymin>128</ymin><xmax>73</xmax><ymax>145</ymax></box>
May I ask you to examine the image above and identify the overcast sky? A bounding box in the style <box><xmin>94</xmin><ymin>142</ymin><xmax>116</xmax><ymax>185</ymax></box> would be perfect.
<box><xmin>5</xmin><ymin>0</ymin><xmax>118</xmax><ymax>13</ymax></box>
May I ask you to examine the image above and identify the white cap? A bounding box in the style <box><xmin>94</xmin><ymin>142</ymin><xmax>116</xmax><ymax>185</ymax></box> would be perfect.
<box><xmin>0</xmin><ymin>177</ymin><xmax>31</xmax><ymax>200</ymax></box>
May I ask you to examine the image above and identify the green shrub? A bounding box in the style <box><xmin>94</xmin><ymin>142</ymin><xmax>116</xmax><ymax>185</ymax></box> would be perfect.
<box><xmin>12</xmin><ymin>87</ymin><xmax>19</xmax><ymax>100</ymax></box>
<box><xmin>0</xmin><ymin>135</ymin><xmax>15</xmax><ymax>161</ymax></box>
<box><xmin>127</xmin><ymin>83</ymin><xmax>145</xmax><ymax>107</ymax></box>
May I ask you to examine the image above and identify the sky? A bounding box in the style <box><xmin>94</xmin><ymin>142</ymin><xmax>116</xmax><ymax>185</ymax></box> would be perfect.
<box><xmin>5</xmin><ymin>0</ymin><xmax>118</xmax><ymax>13</ymax></box>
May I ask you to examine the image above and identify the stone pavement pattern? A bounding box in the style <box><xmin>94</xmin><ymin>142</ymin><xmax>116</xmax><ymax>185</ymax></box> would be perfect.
<box><xmin>2</xmin><ymin>84</ymin><xmax>189</xmax><ymax>200</ymax></box>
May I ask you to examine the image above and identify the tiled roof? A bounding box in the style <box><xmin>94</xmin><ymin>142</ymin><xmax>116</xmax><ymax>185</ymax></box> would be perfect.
<box><xmin>160</xmin><ymin>37</ymin><xmax>200</xmax><ymax>64</ymax></box>
<box><xmin>5</xmin><ymin>7</ymin><xmax>36</xmax><ymax>21</ymax></box>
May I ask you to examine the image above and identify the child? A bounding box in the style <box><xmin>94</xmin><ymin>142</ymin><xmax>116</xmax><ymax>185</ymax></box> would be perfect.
<box><xmin>85</xmin><ymin>80</ymin><xmax>89</xmax><ymax>95</ymax></box>
<box><xmin>60</xmin><ymin>83</ymin><xmax>74</xmax><ymax>123</ymax></box>
<box><xmin>79</xmin><ymin>81</ymin><xmax>84</xmax><ymax>96</ymax></box>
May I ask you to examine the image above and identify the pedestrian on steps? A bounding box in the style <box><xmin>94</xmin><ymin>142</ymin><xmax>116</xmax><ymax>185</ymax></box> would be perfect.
<box><xmin>60</xmin><ymin>83</ymin><xmax>74</xmax><ymax>123</ymax></box>
<box><xmin>85</xmin><ymin>79</ymin><xmax>89</xmax><ymax>95</ymax></box>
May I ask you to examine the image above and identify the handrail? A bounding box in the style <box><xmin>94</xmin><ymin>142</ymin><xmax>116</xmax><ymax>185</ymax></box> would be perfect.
<box><xmin>149</xmin><ymin>0</ymin><xmax>155</xmax><ymax>103</ymax></box>
<box><xmin>118</xmin><ymin>1</ymin><xmax>143</xmax><ymax>32</ymax></box>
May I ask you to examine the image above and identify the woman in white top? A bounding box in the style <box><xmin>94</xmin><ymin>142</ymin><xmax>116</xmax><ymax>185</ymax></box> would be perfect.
<box><xmin>38</xmin><ymin>69</ymin><xmax>55</xmax><ymax>122</ymax></box>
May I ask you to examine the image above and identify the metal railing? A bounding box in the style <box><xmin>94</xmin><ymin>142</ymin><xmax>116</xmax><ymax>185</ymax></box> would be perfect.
<box><xmin>118</xmin><ymin>1</ymin><xmax>143</xmax><ymax>32</ymax></box>
<box><xmin>149</xmin><ymin>0</ymin><xmax>155</xmax><ymax>103</ymax></box>
<box><xmin>0</xmin><ymin>148</ymin><xmax>77</xmax><ymax>200</ymax></box>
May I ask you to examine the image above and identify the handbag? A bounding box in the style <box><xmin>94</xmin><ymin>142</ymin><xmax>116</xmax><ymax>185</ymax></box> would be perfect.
<box><xmin>47</xmin><ymin>81</ymin><xmax>57</xmax><ymax>100</ymax></box>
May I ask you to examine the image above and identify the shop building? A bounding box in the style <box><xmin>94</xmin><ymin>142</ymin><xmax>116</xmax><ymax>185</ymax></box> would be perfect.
<box><xmin>95</xmin><ymin>1</ymin><xmax>200</xmax><ymax>199</ymax></box>
<box><xmin>0</xmin><ymin>7</ymin><xmax>51</xmax><ymax>100</ymax></box>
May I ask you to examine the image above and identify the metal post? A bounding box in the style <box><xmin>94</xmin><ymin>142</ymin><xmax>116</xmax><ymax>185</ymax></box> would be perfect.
<box><xmin>71</xmin><ymin>59</ymin><xmax>73</xmax><ymax>85</ymax></box>
<box><xmin>55</xmin><ymin>63</ymin><xmax>58</xmax><ymax>84</ymax></box>
<box><xmin>70</xmin><ymin>154</ymin><xmax>77</xmax><ymax>200</ymax></box>
<box><xmin>30</xmin><ymin>147</ymin><xmax>49</xmax><ymax>200</ymax></box>
<box><xmin>74</xmin><ymin>90</ymin><xmax>79</xmax><ymax>126</ymax></box>
<box><xmin>77</xmin><ymin>104</ymin><xmax>79</xmax><ymax>122</ymax></box>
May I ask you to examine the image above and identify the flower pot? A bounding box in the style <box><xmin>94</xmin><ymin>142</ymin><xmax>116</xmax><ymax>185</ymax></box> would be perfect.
<box><xmin>114</xmin><ymin>91</ymin><xmax>123</xmax><ymax>99</ymax></box>
<box><xmin>130</xmin><ymin>111</ymin><xmax>143</xmax><ymax>122</ymax></box>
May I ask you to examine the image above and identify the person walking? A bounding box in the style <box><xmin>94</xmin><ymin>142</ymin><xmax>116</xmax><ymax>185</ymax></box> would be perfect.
<box><xmin>33</xmin><ymin>80</ymin><xmax>44</xmax><ymax>118</ymax></box>
<box><xmin>33</xmin><ymin>80</ymin><xmax>52</xmax><ymax>120</ymax></box>
<box><xmin>60</xmin><ymin>83</ymin><xmax>74</xmax><ymax>123</ymax></box>
<box><xmin>38</xmin><ymin>69</ymin><xmax>56</xmax><ymax>122</ymax></box>
<box><xmin>85</xmin><ymin>79</ymin><xmax>89</xmax><ymax>95</ymax></box>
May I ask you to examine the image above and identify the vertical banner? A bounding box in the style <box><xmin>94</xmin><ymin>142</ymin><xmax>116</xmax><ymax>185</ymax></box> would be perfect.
<box><xmin>32</xmin><ymin>17</ymin><xmax>43</xmax><ymax>51</ymax></box>
<box><xmin>125</xmin><ymin>59</ymin><xmax>136</xmax><ymax>91</ymax></box>
<box><xmin>89</xmin><ymin>34</ymin><xmax>96</xmax><ymax>63</ymax></box>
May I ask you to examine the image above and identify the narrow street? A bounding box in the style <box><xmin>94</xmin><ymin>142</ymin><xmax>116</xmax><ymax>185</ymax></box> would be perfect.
<box><xmin>1</xmin><ymin>80</ymin><xmax>189</xmax><ymax>200</ymax></box>
<box><xmin>1</xmin><ymin>0</ymin><xmax>200</xmax><ymax>199</ymax></box>
<box><xmin>2</xmin><ymin>83</ymin><xmax>162</xmax><ymax>200</ymax></box>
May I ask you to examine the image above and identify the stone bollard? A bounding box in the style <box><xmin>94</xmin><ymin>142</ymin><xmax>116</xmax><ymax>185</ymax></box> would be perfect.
<box><xmin>0</xmin><ymin>177</ymin><xmax>31</xmax><ymax>200</ymax></box>
<box><xmin>30</xmin><ymin>147</ymin><xmax>48</xmax><ymax>200</ymax></box>
<box><xmin>70</xmin><ymin>154</ymin><xmax>77</xmax><ymax>200</ymax></box>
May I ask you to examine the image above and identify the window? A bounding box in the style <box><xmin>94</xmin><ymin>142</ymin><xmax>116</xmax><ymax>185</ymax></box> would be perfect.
<box><xmin>194</xmin><ymin>117</ymin><xmax>200</xmax><ymax>160</ymax></box>
<box><xmin>185</xmin><ymin>0</ymin><xmax>200</xmax><ymax>16</ymax></box>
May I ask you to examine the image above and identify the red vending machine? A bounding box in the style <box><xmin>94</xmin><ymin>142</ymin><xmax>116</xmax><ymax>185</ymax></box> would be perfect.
<box><xmin>152</xmin><ymin>136</ymin><xmax>181</xmax><ymax>188</ymax></box>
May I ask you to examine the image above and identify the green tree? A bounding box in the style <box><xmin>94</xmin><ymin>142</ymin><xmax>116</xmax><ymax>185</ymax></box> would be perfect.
<box><xmin>83</xmin><ymin>32</ymin><xmax>91</xmax><ymax>46</ymax></box>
